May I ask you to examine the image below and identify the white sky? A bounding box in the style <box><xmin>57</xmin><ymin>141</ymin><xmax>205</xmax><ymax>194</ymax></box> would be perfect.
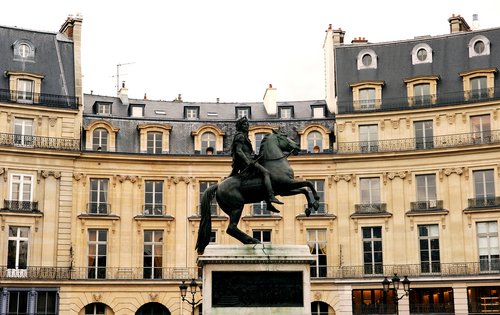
<box><xmin>2</xmin><ymin>1</ymin><xmax>500</xmax><ymax>102</ymax></box>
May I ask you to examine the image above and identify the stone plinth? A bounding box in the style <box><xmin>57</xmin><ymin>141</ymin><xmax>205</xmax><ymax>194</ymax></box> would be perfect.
<box><xmin>197</xmin><ymin>244</ymin><xmax>315</xmax><ymax>315</ymax></box>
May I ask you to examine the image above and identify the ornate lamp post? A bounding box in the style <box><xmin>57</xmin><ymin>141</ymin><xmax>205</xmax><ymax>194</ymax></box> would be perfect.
<box><xmin>179</xmin><ymin>278</ymin><xmax>202</xmax><ymax>315</ymax></box>
<box><xmin>382</xmin><ymin>273</ymin><xmax>411</xmax><ymax>314</ymax></box>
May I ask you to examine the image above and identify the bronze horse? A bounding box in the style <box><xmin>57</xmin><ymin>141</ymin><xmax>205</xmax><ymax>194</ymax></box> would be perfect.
<box><xmin>196</xmin><ymin>131</ymin><xmax>320</xmax><ymax>254</ymax></box>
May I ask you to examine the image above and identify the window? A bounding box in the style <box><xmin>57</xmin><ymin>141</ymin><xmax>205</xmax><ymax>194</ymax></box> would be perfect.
<box><xmin>360</xmin><ymin>177</ymin><xmax>380</xmax><ymax>204</ymax></box>
<box><xmin>17</xmin><ymin>79</ymin><xmax>34</xmax><ymax>103</ymax></box>
<box><xmin>279</xmin><ymin>106</ymin><xmax>293</xmax><ymax>119</ymax></box>
<box><xmin>359</xmin><ymin>88</ymin><xmax>375</xmax><ymax>110</ymax></box>
<box><xmin>88</xmin><ymin>229</ymin><xmax>107</xmax><ymax>279</ymax></box>
<box><xmin>18</xmin><ymin>44</ymin><xmax>31</xmax><ymax>58</ymax></box>
<box><xmin>185</xmin><ymin>107</ymin><xmax>199</xmax><ymax>120</ymax></box>
<box><xmin>92</xmin><ymin>128</ymin><xmax>108</xmax><ymax>151</ymax></box>
<box><xmin>419</xmin><ymin>224</ymin><xmax>440</xmax><ymax>273</ymax></box>
<box><xmin>357</xmin><ymin>49</ymin><xmax>377</xmax><ymax>70</ymax></box>
<box><xmin>359</xmin><ymin>125</ymin><xmax>378</xmax><ymax>153</ymax></box>
<box><xmin>130</xmin><ymin>105</ymin><xmax>144</xmax><ymax>117</ymax></box>
<box><xmin>468</xmin><ymin>35</ymin><xmax>490</xmax><ymax>57</ymax></box>
<box><xmin>199</xmin><ymin>181</ymin><xmax>218</xmax><ymax>215</ymax></box>
<box><xmin>236</xmin><ymin>107</ymin><xmax>250</xmax><ymax>119</ymax></box>
<box><xmin>362</xmin><ymin>226</ymin><xmax>383</xmax><ymax>275</ymax></box>
<box><xmin>311</xmin><ymin>301</ymin><xmax>329</xmax><ymax>315</ymax></box>
<box><xmin>468</xmin><ymin>287</ymin><xmax>500</xmax><ymax>313</ymax></box>
<box><xmin>147</xmin><ymin>132</ymin><xmax>162</xmax><ymax>154</ymax></box>
<box><xmin>13</xmin><ymin>40</ymin><xmax>35</xmax><ymax>60</ymax></box>
<box><xmin>36</xmin><ymin>290</ymin><xmax>58</xmax><ymax>315</ymax></box>
<box><xmin>416</xmin><ymin>174</ymin><xmax>437</xmax><ymax>205</ymax></box>
<box><xmin>471</xmin><ymin>77</ymin><xmax>488</xmax><ymax>99</ymax></box>
<box><xmin>7</xmin><ymin>291</ymin><xmax>29</xmax><ymax>314</ymax></box>
<box><xmin>353</xmin><ymin>289</ymin><xmax>393</xmax><ymax>314</ymax></box>
<box><xmin>144</xmin><ymin>180</ymin><xmax>164</xmax><ymax>215</ymax></box>
<box><xmin>89</xmin><ymin>179</ymin><xmax>109</xmax><ymax>214</ymax></box>
<box><xmin>96</xmin><ymin>103</ymin><xmax>111</xmax><ymax>115</ymax></box>
<box><xmin>471</xmin><ymin>115</ymin><xmax>491</xmax><ymax>144</ymax></box>
<box><xmin>308</xmin><ymin>179</ymin><xmax>325</xmax><ymax>214</ymax></box>
<box><xmin>307</xmin><ymin>229</ymin><xmax>327</xmax><ymax>278</ymax></box>
<box><xmin>476</xmin><ymin>222</ymin><xmax>499</xmax><ymax>272</ymax></box>
<box><xmin>210</xmin><ymin>230</ymin><xmax>217</xmax><ymax>243</ymax></box>
<box><xmin>7</xmin><ymin>226</ymin><xmax>29</xmax><ymax>277</ymax></box>
<box><xmin>307</xmin><ymin>131</ymin><xmax>323</xmax><ymax>153</ymax></box>
<box><xmin>414</xmin><ymin>120</ymin><xmax>433</xmax><ymax>149</ymax></box>
<box><xmin>254</xmin><ymin>132</ymin><xmax>268</xmax><ymax>154</ymax></box>
<box><xmin>14</xmin><ymin>117</ymin><xmax>34</xmax><ymax>147</ymax></box>
<box><xmin>144</xmin><ymin>230</ymin><xmax>163</xmax><ymax>279</ymax></box>
<box><xmin>201</xmin><ymin>132</ymin><xmax>216</xmax><ymax>155</ymax></box>
<box><xmin>312</xmin><ymin>106</ymin><xmax>325</xmax><ymax>118</ymax></box>
<box><xmin>252</xmin><ymin>230</ymin><xmax>271</xmax><ymax>243</ymax></box>
<box><xmin>413</xmin><ymin>83</ymin><xmax>431</xmax><ymax>105</ymax></box>
<box><xmin>411</xmin><ymin>43</ymin><xmax>433</xmax><ymax>64</ymax></box>
<box><xmin>473</xmin><ymin>169</ymin><xmax>495</xmax><ymax>207</ymax></box>
<box><xmin>252</xmin><ymin>201</ymin><xmax>272</xmax><ymax>216</ymax></box>
<box><xmin>85</xmin><ymin>303</ymin><xmax>106</xmax><ymax>315</ymax></box>
<box><xmin>9</xmin><ymin>174</ymin><xmax>34</xmax><ymax>210</ymax></box>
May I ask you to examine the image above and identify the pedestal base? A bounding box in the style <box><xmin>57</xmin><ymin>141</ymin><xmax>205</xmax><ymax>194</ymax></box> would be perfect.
<box><xmin>197</xmin><ymin>244</ymin><xmax>315</xmax><ymax>315</ymax></box>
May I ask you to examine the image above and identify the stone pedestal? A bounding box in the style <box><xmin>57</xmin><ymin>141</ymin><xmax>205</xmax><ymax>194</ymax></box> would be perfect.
<box><xmin>197</xmin><ymin>244</ymin><xmax>315</xmax><ymax>315</ymax></box>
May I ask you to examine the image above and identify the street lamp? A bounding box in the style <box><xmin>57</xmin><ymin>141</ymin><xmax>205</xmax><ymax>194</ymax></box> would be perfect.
<box><xmin>179</xmin><ymin>278</ymin><xmax>202</xmax><ymax>315</ymax></box>
<box><xmin>382</xmin><ymin>273</ymin><xmax>411</xmax><ymax>314</ymax></box>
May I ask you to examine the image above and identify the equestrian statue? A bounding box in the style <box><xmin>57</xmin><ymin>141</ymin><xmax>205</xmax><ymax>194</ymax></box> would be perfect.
<box><xmin>196</xmin><ymin>116</ymin><xmax>320</xmax><ymax>255</ymax></box>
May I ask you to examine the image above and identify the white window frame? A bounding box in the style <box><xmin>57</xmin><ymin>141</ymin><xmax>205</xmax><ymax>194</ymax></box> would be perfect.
<box><xmin>307</xmin><ymin>131</ymin><xmax>323</xmax><ymax>153</ymax></box>
<box><xmin>307</xmin><ymin>229</ymin><xmax>327</xmax><ymax>278</ymax></box>
<box><xmin>415</xmin><ymin>174</ymin><xmax>437</xmax><ymax>202</ymax></box>
<box><xmin>359</xmin><ymin>125</ymin><xmax>378</xmax><ymax>153</ymax></box>
<box><xmin>476</xmin><ymin>221</ymin><xmax>499</xmax><ymax>272</ymax></box>
<box><xmin>9</xmin><ymin>174</ymin><xmax>33</xmax><ymax>202</ymax></box>
<box><xmin>252</xmin><ymin>229</ymin><xmax>272</xmax><ymax>244</ymax></box>
<box><xmin>143</xmin><ymin>230</ymin><xmax>163</xmax><ymax>279</ymax></box>
<box><xmin>7</xmin><ymin>226</ymin><xmax>29</xmax><ymax>277</ymax></box>
<box><xmin>147</xmin><ymin>131</ymin><xmax>162</xmax><ymax>154</ymax></box>
<box><xmin>144</xmin><ymin>180</ymin><xmax>164</xmax><ymax>215</ymax></box>
<box><xmin>469</xmin><ymin>35</ymin><xmax>491</xmax><ymax>57</ymax></box>
<box><xmin>201</xmin><ymin>132</ymin><xmax>216</xmax><ymax>155</ymax></box>
<box><xmin>418</xmin><ymin>224</ymin><xmax>441</xmax><ymax>274</ymax></box>
<box><xmin>89</xmin><ymin>178</ymin><xmax>109</xmax><ymax>214</ymax></box>
<box><xmin>92</xmin><ymin>128</ymin><xmax>108</xmax><ymax>151</ymax></box>
<box><xmin>87</xmin><ymin>229</ymin><xmax>108</xmax><ymax>279</ymax></box>
<box><xmin>360</xmin><ymin>177</ymin><xmax>381</xmax><ymax>204</ymax></box>
<box><xmin>357</xmin><ymin>49</ymin><xmax>378</xmax><ymax>70</ymax></box>
<box><xmin>16</xmin><ymin>79</ymin><xmax>34</xmax><ymax>103</ymax></box>
<box><xmin>14</xmin><ymin>117</ymin><xmax>34</xmax><ymax>147</ymax></box>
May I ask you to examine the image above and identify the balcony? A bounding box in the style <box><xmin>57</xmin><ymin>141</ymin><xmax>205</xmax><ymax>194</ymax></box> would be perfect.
<box><xmin>0</xmin><ymin>89</ymin><xmax>79</xmax><ymax>109</ymax></box>
<box><xmin>337</xmin><ymin>130</ymin><xmax>500</xmax><ymax>154</ymax></box>
<box><xmin>87</xmin><ymin>203</ymin><xmax>110</xmax><ymax>215</ymax></box>
<box><xmin>354</xmin><ymin>203</ymin><xmax>387</xmax><ymax>215</ymax></box>
<box><xmin>143</xmin><ymin>204</ymin><xmax>166</xmax><ymax>216</ymax></box>
<box><xmin>468</xmin><ymin>196</ymin><xmax>500</xmax><ymax>209</ymax></box>
<box><xmin>0</xmin><ymin>133</ymin><xmax>80</xmax><ymax>151</ymax></box>
<box><xmin>410</xmin><ymin>200</ymin><xmax>444</xmax><ymax>211</ymax></box>
<box><xmin>3</xmin><ymin>200</ymin><xmax>38</xmax><ymax>212</ymax></box>
<box><xmin>338</xmin><ymin>88</ymin><xmax>499</xmax><ymax>114</ymax></box>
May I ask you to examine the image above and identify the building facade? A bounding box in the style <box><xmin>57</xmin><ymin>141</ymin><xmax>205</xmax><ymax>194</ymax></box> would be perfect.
<box><xmin>0</xmin><ymin>13</ymin><xmax>498</xmax><ymax>315</ymax></box>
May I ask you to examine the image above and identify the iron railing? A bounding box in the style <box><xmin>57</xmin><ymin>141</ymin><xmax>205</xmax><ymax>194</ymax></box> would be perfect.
<box><xmin>0</xmin><ymin>89</ymin><xmax>79</xmax><ymax>109</ymax></box>
<box><xmin>410</xmin><ymin>200</ymin><xmax>444</xmax><ymax>211</ymax></box>
<box><xmin>0</xmin><ymin>266</ymin><xmax>201</xmax><ymax>280</ymax></box>
<box><xmin>410</xmin><ymin>303</ymin><xmax>455</xmax><ymax>314</ymax></box>
<box><xmin>3</xmin><ymin>200</ymin><xmax>38</xmax><ymax>211</ymax></box>
<box><xmin>468</xmin><ymin>196</ymin><xmax>500</xmax><ymax>208</ymax></box>
<box><xmin>353</xmin><ymin>303</ymin><xmax>396</xmax><ymax>315</ymax></box>
<box><xmin>0</xmin><ymin>133</ymin><xmax>80</xmax><ymax>151</ymax></box>
<box><xmin>337</xmin><ymin>130</ymin><xmax>500</xmax><ymax>154</ymax></box>
<box><xmin>354</xmin><ymin>203</ymin><xmax>387</xmax><ymax>214</ymax></box>
<box><xmin>310</xmin><ymin>262</ymin><xmax>499</xmax><ymax>279</ymax></box>
<box><xmin>338</xmin><ymin>88</ymin><xmax>499</xmax><ymax>114</ymax></box>
<box><xmin>87</xmin><ymin>203</ymin><xmax>110</xmax><ymax>215</ymax></box>
<box><xmin>143</xmin><ymin>204</ymin><xmax>166</xmax><ymax>216</ymax></box>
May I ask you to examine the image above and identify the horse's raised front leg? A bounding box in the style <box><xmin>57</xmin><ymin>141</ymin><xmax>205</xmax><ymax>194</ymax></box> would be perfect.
<box><xmin>226</xmin><ymin>206</ymin><xmax>260</xmax><ymax>244</ymax></box>
<box><xmin>279</xmin><ymin>188</ymin><xmax>316</xmax><ymax>217</ymax></box>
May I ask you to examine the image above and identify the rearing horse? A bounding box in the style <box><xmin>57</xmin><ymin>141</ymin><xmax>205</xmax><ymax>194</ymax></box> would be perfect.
<box><xmin>196</xmin><ymin>131</ymin><xmax>320</xmax><ymax>254</ymax></box>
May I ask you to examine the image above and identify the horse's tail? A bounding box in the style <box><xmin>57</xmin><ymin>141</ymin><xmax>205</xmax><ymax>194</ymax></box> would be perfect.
<box><xmin>195</xmin><ymin>183</ymin><xmax>218</xmax><ymax>255</ymax></box>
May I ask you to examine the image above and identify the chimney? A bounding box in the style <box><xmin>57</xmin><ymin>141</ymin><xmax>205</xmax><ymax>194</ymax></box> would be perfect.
<box><xmin>143</xmin><ymin>93</ymin><xmax>147</xmax><ymax>100</ymax></box>
<box><xmin>351</xmin><ymin>37</ymin><xmax>368</xmax><ymax>44</ymax></box>
<box><xmin>118</xmin><ymin>81</ymin><xmax>129</xmax><ymax>105</ymax></box>
<box><xmin>471</xmin><ymin>14</ymin><xmax>480</xmax><ymax>30</ymax></box>
<box><xmin>59</xmin><ymin>14</ymin><xmax>83</xmax><ymax>40</ymax></box>
<box><xmin>448</xmin><ymin>14</ymin><xmax>471</xmax><ymax>33</ymax></box>
<box><xmin>263</xmin><ymin>84</ymin><xmax>277</xmax><ymax>115</ymax></box>
<box><xmin>323</xmin><ymin>24</ymin><xmax>344</xmax><ymax>114</ymax></box>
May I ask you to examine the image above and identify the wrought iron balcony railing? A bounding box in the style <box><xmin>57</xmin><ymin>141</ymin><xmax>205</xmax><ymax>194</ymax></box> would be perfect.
<box><xmin>338</xmin><ymin>88</ymin><xmax>498</xmax><ymax>114</ymax></box>
<box><xmin>468</xmin><ymin>196</ymin><xmax>500</xmax><ymax>208</ymax></box>
<box><xmin>0</xmin><ymin>89</ymin><xmax>79</xmax><ymax>109</ymax></box>
<box><xmin>87</xmin><ymin>203</ymin><xmax>110</xmax><ymax>215</ymax></box>
<box><xmin>354</xmin><ymin>203</ymin><xmax>387</xmax><ymax>214</ymax></box>
<box><xmin>337</xmin><ymin>130</ymin><xmax>500</xmax><ymax>154</ymax></box>
<box><xmin>0</xmin><ymin>266</ymin><xmax>201</xmax><ymax>280</ymax></box>
<box><xmin>0</xmin><ymin>133</ymin><xmax>80</xmax><ymax>151</ymax></box>
<box><xmin>3</xmin><ymin>200</ymin><xmax>38</xmax><ymax>211</ymax></box>
<box><xmin>143</xmin><ymin>204</ymin><xmax>166</xmax><ymax>216</ymax></box>
<box><xmin>311</xmin><ymin>262</ymin><xmax>499</xmax><ymax>279</ymax></box>
<box><xmin>410</xmin><ymin>200</ymin><xmax>444</xmax><ymax>211</ymax></box>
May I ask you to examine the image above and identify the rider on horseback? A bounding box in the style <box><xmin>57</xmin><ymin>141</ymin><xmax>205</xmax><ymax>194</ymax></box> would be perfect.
<box><xmin>229</xmin><ymin>116</ymin><xmax>283</xmax><ymax>213</ymax></box>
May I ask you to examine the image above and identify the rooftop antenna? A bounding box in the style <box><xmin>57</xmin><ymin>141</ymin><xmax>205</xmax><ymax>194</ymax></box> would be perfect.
<box><xmin>115</xmin><ymin>62</ymin><xmax>135</xmax><ymax>93</ymax></box>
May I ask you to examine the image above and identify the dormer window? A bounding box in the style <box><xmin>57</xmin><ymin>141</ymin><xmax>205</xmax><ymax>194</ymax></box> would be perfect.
<box><xmin>469</xmin><ymin>35</ymin><xmax>490</xmax><ymax>57</ymax></box>
<box><xmin>129</xmin><ymin>105</ymin><xmax>145</xmax><ymax>117</ymax></box>
<box><xmin>185</xmin><ymin>107</ymin><xmax>199</xmax><ymax>120</ymax></box>
<box><xmin>13</xmin><ymin>40</ymin><xmax>35</xmax><ymax>61</ymax></box>
<box><xmin>95</xmin><ymin>102</ymin><xmax>112</xmax><ymax>115</ymax></box>
<box><xmin>236</xmin><ymin>107</ymin><xmax>251</xmax><ymax>119</ymax></box>
<box><xmin>279</xmin><ymin>106</ymin><xmax>294</xmax><ymax>119</ymax></box>
<box><xmin>412</xmin><ymin>43</ymin><xmax>433</xmax><ymax>65</ymax></box>
<box><xmin>312</xmin><ymin>105</ymin><xmax>326</xmax><ymax>118</ymax></box>
<box><xmin>357</xmin><ymin>49</ymin><xmax>377</xmax><ymax>70</ymax></box>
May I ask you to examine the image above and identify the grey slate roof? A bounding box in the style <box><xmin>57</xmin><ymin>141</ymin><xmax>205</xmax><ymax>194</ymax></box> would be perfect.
<box><xmin>334</xmin><ymin>27</ymin><xmax>500</xmax><ymax>113</ymax></box>
<box><xmin>0</xmin><ymin>24</ymin><xmax>76</xmax><ymax>96</ymax></box>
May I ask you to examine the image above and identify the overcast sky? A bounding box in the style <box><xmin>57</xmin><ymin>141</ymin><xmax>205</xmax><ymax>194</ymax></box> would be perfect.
<box><xmin>2</xmin><ymin>1</ymin><xmax>500</xmax><ymax>102</ymax></box>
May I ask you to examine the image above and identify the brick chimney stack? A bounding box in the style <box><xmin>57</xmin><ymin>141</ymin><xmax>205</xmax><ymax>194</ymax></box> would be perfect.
<box><xmin>351</xmin><ymin>37</ymin><xmax>368</xmax><ymax>44</ymax></box>
<box><xmin>448</xmin><ymin>14</ymin><xmax>471</xmax><ymax>33</ymax></box>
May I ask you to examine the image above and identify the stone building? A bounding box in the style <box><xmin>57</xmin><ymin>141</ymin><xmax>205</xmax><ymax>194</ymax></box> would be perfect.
<box><xmin>0</xmin><ymin>13</ymin><xmax>498</xmax><ymax>315</ymax></box>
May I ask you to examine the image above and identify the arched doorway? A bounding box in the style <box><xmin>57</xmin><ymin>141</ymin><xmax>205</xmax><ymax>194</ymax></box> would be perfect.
<box><xmin>136</xmin><ymin>302</ymin><xmax>170</xmax><ymax>315</ymax></box>
<box><xmin>312</xmin><ymin>301</ymin><xmax>332</xmax><ymax>315</ymax></box>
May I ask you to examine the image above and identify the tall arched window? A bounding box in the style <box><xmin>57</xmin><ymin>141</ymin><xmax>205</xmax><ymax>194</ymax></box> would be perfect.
<box><xmin>201</xmin><ymin>132</ymin><xmax>216</xmax><ymax>154</ymax></box>
<box><xmin>311</xmin><ymin>301</ymin><xmax>329</xmax><ymax>315</ymax></box>
<box><xmin>85</xmin><ymin>303</ymin><xmax>106</xmax><ymax>315</ymax></box>
<box><xmin>307</xmin><ymin>131</ymin><xmax>323</xmax><ymax>153</ymax></box>
<box><xmin>92</xmin><ymin>128</ymin><xmax>108</xmax><ymax>151</ymax></box>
